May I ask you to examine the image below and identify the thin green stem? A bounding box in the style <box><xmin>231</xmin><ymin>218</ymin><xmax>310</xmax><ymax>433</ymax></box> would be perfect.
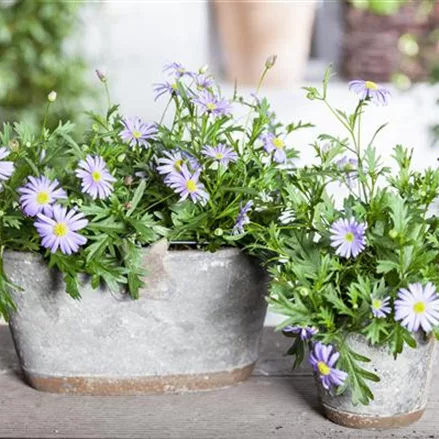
<box><xmin>41</xmin><ymin>102</ymin><xmax>51</xmax><ymax>140</ymax></box>
<box><xmin>240</xmin><ymin>66</ymin><xmax>270</xmax><ymax>152</ymax></box>
<box><xmin>104</xmin><ymin>82</ymin><xmax>112</xmax><ymax>110</ymax></box>
<box><xmin>159</xmin><ymin>97</ymin><xmax>173</xmax><ymax>125</ymax></box>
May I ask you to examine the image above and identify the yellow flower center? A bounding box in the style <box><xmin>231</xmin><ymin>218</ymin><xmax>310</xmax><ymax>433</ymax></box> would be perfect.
<box><xmin>317</xmin><ymin>361</ymin><xmax>331</xmax><ymax>376</ymax></box>
<box><xmin>53</xmin><ymin>222</ymin><xmax>68</xmax><ymax>237</ymax></box>
<box><xmin>36</xmin><ymin>191</ymin><xmax>50</xmax><ymax>205</ymax></box>
<box><xmin>372</xmin><ymin>299</ymin><xmax>382</xmax><ymax>310</ymax></box>
<box><xmin>171</xmin><ymin>83</ymin><xmax>178</xmax><ymax>90</ymax></box>
<box><xmin>413</xmin><ymin>301</ymin><xmax>426</xmax><ymax>314</ymax></box>
<box><xmin>365</xmin><ymin>81</ymin><xmax>378</xmax><ymax>90</ymax></box>
<box><xmin>215</xmin><ymin>152</ymin><xmax>224</xmax><ymax>159</ymax></box>
<box><xmin>132</xmin><ymin>130</ymin><xmax>142</xmax><ymax>139</ymax></box>
<box><xmin>206</xmin><ymin>102</ymin><xmax>217</xmax><ymax>111</ymax></box>
<box><xmin>92</xmin><ymin>171</ymin><xmax>102</xmax><ymax>182</ymax></box>
<box><xmin>186</xmin><ymin>179</ymin><xmax>197</xmax><ymax>193</ymax></box>
<box><xmin>273</xmin><ymin>137</ymin><xmax>285</xmax><ymax>149</ymax></box>
<box><xmin>174</xmin><ymin>159</ymin><xmax>184</xmax><ymax>172</ymax></box>
<box><xmin>345</xmin><ymin>232</ymin><xmax>354</xmax><ymax>243</ymax></box>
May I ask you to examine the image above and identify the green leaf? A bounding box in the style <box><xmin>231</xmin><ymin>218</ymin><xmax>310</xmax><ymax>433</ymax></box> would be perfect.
<box><xmin>285</xmin><ymin>337</ymin><xmax>306</xmax><ymax>369</ymax></box>
<box><xmin>87</xmin><ymin>216</ymin><xmax>126</xmax><ymax>234</ymax></box>
<box><xmin>85</xmin><ymin>235</ymin><xmax>109</xmax><ymax>262</ymax></box>
<box><xmin>126</xmin><ymin>179</ymin><xmax>146</xmax><ymax>217</ymax></box>
<box><xmin>388</xmin><ymin>194</ymin><xmax>410</xmax><ymax>236</ymax></box>
<box><xmin>338</xmin><ymin>344</ymin><xmax>378</xmax><ymax>406</ymax></box>
<box><xmin>376</xmin><ymin>259</ymin><xmax>400</xmax><ymax>274</ymax></box>
<box><xmin>363</xmin><ymin>319</ymin><xmax>390</xmax><ymax>345</ymax></box>
<box><xmin>121</xmin><ymin>240</ymin><xmax>146</xmax><ymax>299</ymax></box>
<box><xmin>64</xmin><ymin>273</ymin><xmax>81</xmax><ymax>300</ymax></box>
<box><xmin>86</xmin><ymin>257</ymin><xmax>127</xmax><ymax>293</ymax></box>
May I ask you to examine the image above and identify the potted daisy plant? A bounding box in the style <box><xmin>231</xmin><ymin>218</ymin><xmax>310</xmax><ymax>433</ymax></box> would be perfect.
<box><xmin>1</xmin><ymin>59</ymin><xmax>307</xmax><ymax>394</ymax></box>
<box><xmin>261</xmin><ymin>70</ymin><xmax>439</xmax><ymax>428</ymax></box>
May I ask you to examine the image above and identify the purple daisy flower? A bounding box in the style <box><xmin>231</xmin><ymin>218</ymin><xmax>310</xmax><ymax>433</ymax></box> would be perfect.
<box><xmin>394</xmin><ymin>283</ymin><xmax>439</xmax><ymax>333</ymax></box>
<box><xmin>0</xmin><ymin>147</ymin><xmax>14</xmax><ymax>188</ymax></box>
<box><xmin>157</xmin><ymin>151</ymin><xmax>185</xmax><ymax>177</ymax></box>
<box><xmin>309</xmin><ymin>342</ymin><xmax>348</xmax><ymax>390</ymax></box>
<box><xmin>192</xmin><ymin>91</ymin><xmax>232</xmax><ymax>118</ymax></box>
<box><xmin>166</xmin><ymin>166</ymin><xmax>209</xmax><ymax>204</ymax></box>
<box><xmin>371</xmin><ymin>296</ymin><xmax>391</xmax><ymax>318</ymax></box>
<box><xmin>34</xmin><ymin>205</ymin><xmax>88</xmax><ymax>255</ymax></box>
<box><xmin>120</xmin><ymin>117</ymin><xmax>157</xmax><ymax>148</ymax></box>
<box><xmin>163</xmin><ymin>62</ymin><xmax>192</xmax><ymax>79</ymax></box>
<box><xmin>336</xmin><ymin>156</ymin><xmax>359</xmax><ymax>186</ymax></box>
<box><xmin>349</xmin><ymin>80</ymin><xmax>390</xmax><ymax>106</ymax></box>
<box><xmin>153</xmin><ymin>81</ymin><xmax>179</xmax><ymax>101</ymax></box>
<box><xmin>260</xmin><ymin>133</ymin><xmax>287</xmax><ymax>163</ymax></box>
<box><xmin>194</xmin><ymin>73</ymin><xmax>215</xmax><ymax>91</ymax></box>
<box><xmin>232</xmin><ymin>200</ymin><xmax>253</xmax><ymax>235</ymax></box>
<box><xmin>18</xmin><ymin>176</ymin><xmax>67</xmax><ymax>217</ymax></box>
<box><xmin>329</xmin><ymin>218</ymin><xmax>367</xmax><ymax>259</ymax></box>
<box><xmin>282</xmin><ymin>325</ymin><xmax>318</xmax><ymax>341</ymax></box>
<box><xmin>202</xmin><ymin>144</ymin><xmax>238</xmax><ymax>166</ymax></box>
<box><xmin>75</xmin><ymin>155</ymin><xmax>116</xmax><ymax>200</ymax></box>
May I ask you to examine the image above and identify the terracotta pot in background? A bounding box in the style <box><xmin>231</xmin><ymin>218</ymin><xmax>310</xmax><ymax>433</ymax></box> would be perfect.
<box><xmin>214</xmin><ymin>0</ymin><xmax>317</xmax><ymax>87</ymax></box>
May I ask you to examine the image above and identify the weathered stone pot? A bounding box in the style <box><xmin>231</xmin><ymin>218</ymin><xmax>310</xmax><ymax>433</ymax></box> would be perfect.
<box><xmin>4</xmin><ymin>246</ymin><xmax>268</xmax><ymax>395</ymax></box>
<box><xmin>316</xmin><ymin>333</ymin><xmax>437</xmax><ymax>429</ymax></box>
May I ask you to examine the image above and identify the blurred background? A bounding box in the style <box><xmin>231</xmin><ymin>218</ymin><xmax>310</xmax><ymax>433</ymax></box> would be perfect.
<box><xmin>0</xmin><ymin>1</ymin><xmax>437</xmax><ymax>126</ymax></box>
<box><xmin>0</xmin><ymin>0</ymin><xmax>438</xmax><ymax>325</ymax></box>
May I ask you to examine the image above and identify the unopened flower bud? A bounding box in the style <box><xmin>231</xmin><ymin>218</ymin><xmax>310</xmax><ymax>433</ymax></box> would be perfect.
<box><xmin>265</xmin><ymin>54</ymin><xmax>277</xmax><ymax>69</ymax></box>
<box><xmin>124</xmin><ymin>175</ymin><xmax>134</xmax><ymax>186</ymax></box>
<box><xmin>124</xmin><ymin>202</ymin><xmax>133</xmax><ymax>210</ymax></box>
<box><xmin>117</xmin><ymin>153</ymin><xmax>126</xmax><ymax>163</ymax></box>
<box><xmin>48</xmin><ymin>91</ymin><xmax>57</xmax><ymax>102</ymax></box>
<box><xmin>214</xmin><ymin>228</ymin><xmax>223</xmax><ymax>236</ymax></box>
<box><xmin>8</xmin><ymin>139</ymin><xmax>19</xmax><ymax>152</ymax></box>
<box><xmin>299</xmin><ymin>287</ymin><xmax>309</xmax><ymax>297</ymax></box>
<box><xmin>199</xmin><ymin>64</ymin><xmax>209</xmax><ymax>74</ymax></box>
<box><xmin>353</xmin><ymin>303</ymin><xmax>359</xmax><ymax>309</ymax></box>
<box><xmin>389</xmin><ymin>229</ymin><xmax>398</xmax><ymax>239</ymax></box>
<box><xmin>96</xmin><ymin>69</ymin><xmax>107</xmax><ymax>83</ymax></box>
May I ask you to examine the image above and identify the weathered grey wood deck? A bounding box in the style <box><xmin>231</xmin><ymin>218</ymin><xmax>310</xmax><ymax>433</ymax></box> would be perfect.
<box><xmin>0</xmin><ymin>325</ymin><xmax>438</xmax><ymax>439</ymax></box>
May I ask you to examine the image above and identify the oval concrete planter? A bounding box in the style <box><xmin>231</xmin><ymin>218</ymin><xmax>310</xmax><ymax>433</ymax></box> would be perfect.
<box><xmin>316</xmin><ymin>333</ymin><xmax>437</xmax><ymax>429</ymax></box>
<box><xmin>4</xmin><ymin>246</ymin><xmax>268</xmax><ymax>395</ymax></box>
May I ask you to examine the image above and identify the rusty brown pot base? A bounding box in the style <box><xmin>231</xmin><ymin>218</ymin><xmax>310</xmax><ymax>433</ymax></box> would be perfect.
<box><xmin>22</xmin><ymin>363</ymin><xmax>255</xmax><ymax>395</ymax></box>
<box><xmin>323</xmin><ymin>404</ymin><xmax>425</xmax><ymax>429</ymax></box>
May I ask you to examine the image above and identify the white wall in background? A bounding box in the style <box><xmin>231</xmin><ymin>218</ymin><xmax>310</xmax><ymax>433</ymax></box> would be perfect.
<box><xmin>80</xmin><ymin>1</ymin><xmax>209</xmax><ymax>120</ymax></box>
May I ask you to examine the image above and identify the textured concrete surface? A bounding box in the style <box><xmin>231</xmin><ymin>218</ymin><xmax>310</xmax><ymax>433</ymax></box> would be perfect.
<box><xmin>4</xmin><ymin>248</ymin><xmax>267</xmax><ymax>390</ymax></box>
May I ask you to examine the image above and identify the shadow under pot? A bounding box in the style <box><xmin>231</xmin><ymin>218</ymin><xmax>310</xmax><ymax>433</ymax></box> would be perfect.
<box><xmin>4</xmin><ymin>245</ymin><xmax>268</xmax><ymax>395</ymax></box>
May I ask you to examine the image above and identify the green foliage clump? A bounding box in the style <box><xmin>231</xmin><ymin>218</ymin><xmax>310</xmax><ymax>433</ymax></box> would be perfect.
<box><xmin>260</xmin><ymin>69</ymin><xmax>439</xmax><ymax>405</ymax></box>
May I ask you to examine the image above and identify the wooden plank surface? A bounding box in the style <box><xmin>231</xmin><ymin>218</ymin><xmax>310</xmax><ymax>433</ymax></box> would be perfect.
<box><xmin>1</xmin><ymin>325</ymin><xmax>438</xmax><ymax>438</ymax></box>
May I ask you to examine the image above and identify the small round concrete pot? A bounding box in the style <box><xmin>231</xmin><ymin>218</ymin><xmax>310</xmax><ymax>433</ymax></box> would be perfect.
<box><xmin>316</xmin><ymin>333</ymin><xmax>437</xmax><ymax>429</ymax></box>
<box><xmin>4</xmin><ymin>244</ymin><xmax>268</xmax><ymax>395</ymax></box>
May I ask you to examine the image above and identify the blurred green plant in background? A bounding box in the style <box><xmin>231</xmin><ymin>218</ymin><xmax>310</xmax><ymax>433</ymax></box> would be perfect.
<box><xmin>0</xmin><ymin>0</ymin><xmax>91</xmax><ymax>131</ymax></box>
<box><xmin>349</xmin><ymin>0</ymin><xmax>408</xmax><ymax>15</ymax></box>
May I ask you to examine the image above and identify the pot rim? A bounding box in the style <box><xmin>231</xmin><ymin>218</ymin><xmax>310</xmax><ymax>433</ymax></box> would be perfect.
<box><xmin>3</xmin><ymin>246</ymin><xmax>244</xmax><ymax>263</ymax></box>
